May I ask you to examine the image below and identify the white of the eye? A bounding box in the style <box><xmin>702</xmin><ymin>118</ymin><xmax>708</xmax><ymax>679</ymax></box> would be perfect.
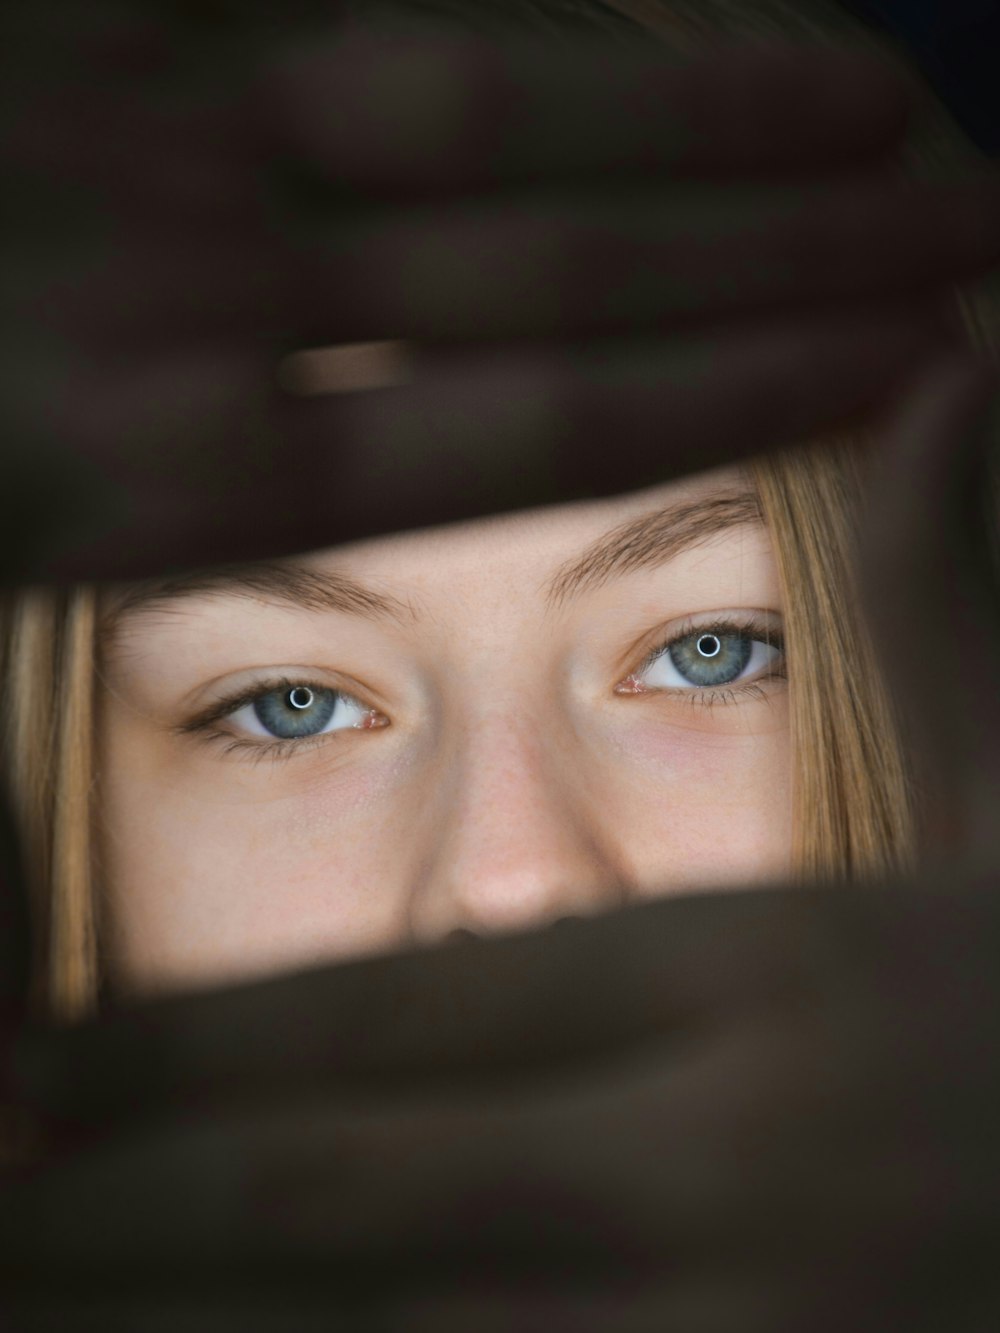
<box><xmin>640</xmin><ymin>637</ymin><xmax>781</xmax><ymax>690</ymax></box>
<box><xmin>228</xmin><ymin>689</ymin><xmax>369</xmax><ymax>739</ymax></box>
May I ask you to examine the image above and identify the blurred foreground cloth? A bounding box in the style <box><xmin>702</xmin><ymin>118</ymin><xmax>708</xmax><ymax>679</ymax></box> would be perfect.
<box><xmin>835</xmin><ymin>0</ymin><xmax>1000</xmax><ymax>153</ymax></box>
<box><xmin>3</xmin><ymin>873</ymin><xmax>1000</xmax><ymax>1331</ymax></box>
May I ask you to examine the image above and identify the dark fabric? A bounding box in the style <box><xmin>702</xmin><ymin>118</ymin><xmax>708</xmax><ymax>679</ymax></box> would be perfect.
<box><xmin>835</xmin><ymin>0</ymin><xmax>1000</xmax><ymax>154</ymax></box>
<box><xmin>4</xmin><ymin>875</ymin><xmax>1000</xmax><ymax>1328</ymax></box>
<box><xmin>0</xmin><ymin>789</ymin><xmax>29</xmax><ymax>1031</ymax></box>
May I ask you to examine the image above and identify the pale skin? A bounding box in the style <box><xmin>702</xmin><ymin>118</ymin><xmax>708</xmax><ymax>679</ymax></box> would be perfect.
<box><xmin>96</xmin><ymin>463</ymin><xmax>791</xmax><ymax>997</ymax></box>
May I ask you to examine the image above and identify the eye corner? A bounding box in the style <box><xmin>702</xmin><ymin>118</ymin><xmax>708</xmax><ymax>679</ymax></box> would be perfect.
<box><xmin>357</xmin><ymin>710</ymin><xmax>390</xmax><ymax>730</ymax></box>
<box><xmin>613</xmin><ymin>673</ymin><xmax>647</xmax><ymax>696</ymax></box>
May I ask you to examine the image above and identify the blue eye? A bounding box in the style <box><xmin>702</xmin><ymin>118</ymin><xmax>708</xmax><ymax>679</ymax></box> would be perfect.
<box><xmin>638</xmin><ymin>624</ymin><xmax>783</xmax><ymax>691</ymax></box>
<box><xmin>228</xmin><ymin>684</ymin><xmax>370</xmax><ymax>740</ymax></box>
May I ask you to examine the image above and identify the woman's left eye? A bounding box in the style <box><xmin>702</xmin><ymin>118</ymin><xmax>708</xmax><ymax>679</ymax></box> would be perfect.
<box><xmin>228</xmin><ymin>684</ymin><xmax>372</xmax><ymax>741</ymax></box>
<box><xmin>631</xmin><ymin>624</ymin><xmax>783</xmax><ymax>692</ymax></box>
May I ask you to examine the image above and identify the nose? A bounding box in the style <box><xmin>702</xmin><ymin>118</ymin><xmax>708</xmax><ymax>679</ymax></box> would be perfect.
<box><xmin>408</xmin><ymin>712</ymin><xmax>629</xmax><ymax>947</ymax></box>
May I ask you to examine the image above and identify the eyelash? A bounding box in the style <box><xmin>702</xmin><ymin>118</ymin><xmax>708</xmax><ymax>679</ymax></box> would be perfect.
<box><xmin>626</xmin><ymin>612</ymin><xmax>786</xmax><ymax>710</ymax></box>
<box><xmin>181</xmin><ymin>613</ymin><xmax>786</xmax><ymax>762</ymax></box>
<box><xmin>178</xmin><ymin>675</ymin><xmax>376</xmax><ymax>766</ymax></box>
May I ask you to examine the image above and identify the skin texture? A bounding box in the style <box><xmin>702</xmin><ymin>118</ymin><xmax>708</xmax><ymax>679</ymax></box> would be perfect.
<box><xmin>98</xmin><ymin>465</ymin><xmax>790</xmax><ymax>996</ymax></box>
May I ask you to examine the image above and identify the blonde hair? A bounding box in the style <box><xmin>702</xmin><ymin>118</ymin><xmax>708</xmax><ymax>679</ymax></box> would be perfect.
<box><xmin>2</xmin><ymin>0</ymin><xmax>998</xmax><ymax>1025</ymax></box>
<box><xmin>1</xmin><ymin>586</ymin><xmax>100</xmax><ymax>1022</ymax></box>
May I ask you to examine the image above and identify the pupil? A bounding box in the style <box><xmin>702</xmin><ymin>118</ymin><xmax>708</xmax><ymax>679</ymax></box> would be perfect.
<box><xmin>697</xmin><ymin>634</ymin><xmax>721</xmax><ymax>658</ymax></box>
<box><xmin>288</xmin><ymin>687</ymin><xmax>314</xmax><ymax>710</ymax></box>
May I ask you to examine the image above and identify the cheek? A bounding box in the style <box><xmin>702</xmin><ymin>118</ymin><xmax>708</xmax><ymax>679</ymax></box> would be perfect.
<box><xmin>602</xmin><ymin>712</ymin><xmax>793</xmax><ymax>892</ymax></box>
<box><xmin>100</xmin><ymin>747</ymin><xmax>410</xmax><ymax>993</ymax></box>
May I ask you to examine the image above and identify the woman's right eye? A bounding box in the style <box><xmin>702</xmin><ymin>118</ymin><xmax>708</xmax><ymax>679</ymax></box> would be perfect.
<box><xmin>640</xmin><ymin>627</ymin><xmax>783</xmax><ymax>691</ymax></box>
<box><xmin>228</xmin><ymin>684</ymin><xmax>374</xmax><ymax>741</ymax></box>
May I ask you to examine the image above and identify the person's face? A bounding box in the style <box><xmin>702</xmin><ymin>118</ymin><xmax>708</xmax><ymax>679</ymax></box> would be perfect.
<box><xmin>97</xmin><ymin>463</ymin><xmax>791</xmax><ymax>996</ymax></box>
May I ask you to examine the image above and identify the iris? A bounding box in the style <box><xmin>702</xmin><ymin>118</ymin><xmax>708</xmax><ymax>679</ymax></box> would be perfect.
<box><xmin>252</xmin><ymin>685</ymin><xmax>339</xmax><ymax>739</ymax></box>
<box><xmin>668</xmin><ymin>630</ymin><xmax>753</xmax><ymax>687</ymax></box>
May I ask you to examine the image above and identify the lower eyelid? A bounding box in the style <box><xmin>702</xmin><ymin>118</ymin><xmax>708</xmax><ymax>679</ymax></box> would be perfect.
<box><xmin>667</xmin><ymin>670</ymin><xmax>787</xmax><ymax>709</ymax></box>
<box><xmin>208</xmin><ymin>732</ymin><xmax>335</xmax><ymax>765</ymax></box>
<box><xmin>202</xmin><ymin>709</ymin><xmax>389</xmax><ymax>761</ymax></box>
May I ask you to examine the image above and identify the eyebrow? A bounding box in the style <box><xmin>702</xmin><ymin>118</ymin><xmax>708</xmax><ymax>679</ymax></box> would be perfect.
<box><xmin>100</xmin><ymin>487</ymin><xmax>765</xmax><ymax>639</ymax></box>
<box><xmin>99</xmin><ymin>559</ymin><xmax>414</xmax><ymax>640</ymax></box>
<box><xmin>543</xmin><ymin>487</ymin><xmax>765</xmax><ymax>610</ymax></box>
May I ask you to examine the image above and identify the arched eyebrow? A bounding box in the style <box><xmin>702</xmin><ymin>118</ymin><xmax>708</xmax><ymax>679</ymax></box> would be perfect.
<box><xmin>99</xmin><ymin>560</ymin><xmax>414</xmax><ymax>641</ymax></box>
<box><xmin>543</xmin><ymin>487</ymin><xmax>764</xmax><ymax>610</ymax></box>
